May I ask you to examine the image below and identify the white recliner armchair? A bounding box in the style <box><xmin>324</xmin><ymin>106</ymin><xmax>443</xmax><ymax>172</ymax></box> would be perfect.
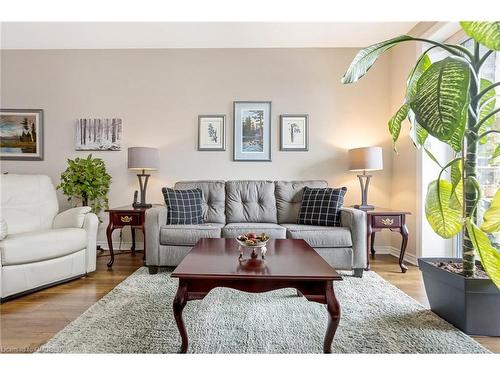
<box><xmin>0</xmin><ymin>174</ymin><xmax>98</xmax><ymax>302</ymax></box>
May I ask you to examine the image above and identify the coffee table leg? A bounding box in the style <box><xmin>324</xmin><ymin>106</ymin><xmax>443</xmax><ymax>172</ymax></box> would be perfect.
<box><xmin>173</xmin><ymin>280</ymin><xmax>188</xmax><ymax>353</ymax></box>
<box><xmin>323</xmin><ymin>281</ymin><xmax>340</xmax><ymax>354</ymax></box>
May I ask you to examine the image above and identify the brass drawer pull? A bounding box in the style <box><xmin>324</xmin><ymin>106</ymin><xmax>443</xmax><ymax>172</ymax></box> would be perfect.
<box><xmin>120</xmin><ymin>216</ymin><xmax>133</xmax><ymax>223</ymax></box>
<box><xmin>381</xmin><ymin>218</ymin><xmax>394</xmax><ymax>226</ymax></box>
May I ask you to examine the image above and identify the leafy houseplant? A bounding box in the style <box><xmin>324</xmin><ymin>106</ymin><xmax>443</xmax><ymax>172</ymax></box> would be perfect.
<box><xmin>342</xmin><ymin>21</ymin><xmax>500</xmax><ymax>287</ymax></box>
<box><xmin>57</xmin><ymin>154</ymin><xmax>112</xmax><ymax>215</ymax></box>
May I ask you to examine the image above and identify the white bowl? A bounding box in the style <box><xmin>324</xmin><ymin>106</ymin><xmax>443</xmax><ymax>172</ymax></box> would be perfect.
<box><xmin>236</xmin><ymin>238</ymin><xmax>270</xmax><ymax>248</ymax></box>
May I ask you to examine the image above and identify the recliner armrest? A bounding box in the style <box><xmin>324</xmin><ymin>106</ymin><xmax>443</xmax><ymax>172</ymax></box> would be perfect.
<box><xmin>53</xmin><ymin>207</ymin><xmax>92</xmax><ymax>229</ymax></box>
<box><xmin>340</xmin><ymin>207</ymin><xmax>367</xmax><ymax>270</ymax></box>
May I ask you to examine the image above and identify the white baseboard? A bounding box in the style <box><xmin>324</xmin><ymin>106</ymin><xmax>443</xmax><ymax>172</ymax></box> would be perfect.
<box><xmin>97</xmin><ymin>240</ymin><xmax>144</xmax><ymax>251</ymax></box>
<box><xmin>373</xmin><ymin>245</ymin><xmax>418</xmax><ymax>265</ymax></box>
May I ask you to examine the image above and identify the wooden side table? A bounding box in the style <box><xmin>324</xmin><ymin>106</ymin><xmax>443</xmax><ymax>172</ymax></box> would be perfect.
<box><xmin>105</xmin><ymin>205</ymin><xmax>148</xmax><ymax>268</ymax></box>
<box><xmin>361</xmin><ymin>207</ymin><xmax>411</xmax><ymax>273</ymax></box>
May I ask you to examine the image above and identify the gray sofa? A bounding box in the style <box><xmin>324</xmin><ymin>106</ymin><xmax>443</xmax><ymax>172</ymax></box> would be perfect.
<box><xmin>145</xmin><ymin>180</ymin><xmax>367</xmax><ymax>276</ymax></box>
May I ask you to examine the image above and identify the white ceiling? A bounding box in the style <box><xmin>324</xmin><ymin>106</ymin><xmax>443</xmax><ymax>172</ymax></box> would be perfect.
<box><xmin>0</xmin><ymin>22</ymin><xmax>418</xmax><ymax>49</ymax></box>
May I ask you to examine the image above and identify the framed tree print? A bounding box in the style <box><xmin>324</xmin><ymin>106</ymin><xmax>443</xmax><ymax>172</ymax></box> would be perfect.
<box><xmin>0</xmin><ymin>109</ymin><xmax>44</xmax><ymax>160</ymax></box>
<box><xmin>198</xmin><ymin>115</ymin><xmax>226</xmax><ymax>151</ymax></box>
<box><xmin>280</xmin><ymin>114</ymin><xmax>308</xmax><ymax>151</ymax></box>
<box><xmin>233</xmin><ymin>101</ymin><xmax>271</xmax><ymax>161</ymax></box>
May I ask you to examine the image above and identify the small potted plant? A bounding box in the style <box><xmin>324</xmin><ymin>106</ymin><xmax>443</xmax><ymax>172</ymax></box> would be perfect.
<box><xmin>57</xmin><ymin>154</ymin><xmax>112</xmax><ymax>215</ymax></box>
<box><xmin>341</xmin><ymin>21</ymin><xmax>500</xmax><ymax>335</ymax></box>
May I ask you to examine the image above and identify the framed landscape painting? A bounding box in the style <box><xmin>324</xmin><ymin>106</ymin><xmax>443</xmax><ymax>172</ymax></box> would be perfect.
<box><xmin>280</xmin><ymin>114</ymin><xmax>308</xmax><ymax>151</ymax></box>
<box><xmin>75</xmin><ymin>118</ymin><xmax>122</xmax><ymax>151</ymax></box>
<box><xmin>0</xmin><ymin>109</ymin><xmax>44</xmax><ymax>161</ymax></box>
<box><xmin>233</xmin><ymin>101</ymin><xmax>271</xmax><ymax>161</ymax></box>
<box><xmin>198</xmin><ymin>115</ymin><xmax>226</xmax><ymax>151</ymax></box>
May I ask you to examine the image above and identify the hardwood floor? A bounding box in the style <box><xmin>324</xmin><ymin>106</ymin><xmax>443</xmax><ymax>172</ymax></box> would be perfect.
<box><xmin>1</xmin><ymin>252</ymin><xmax>498</xmax><ymax>353</ymax></box>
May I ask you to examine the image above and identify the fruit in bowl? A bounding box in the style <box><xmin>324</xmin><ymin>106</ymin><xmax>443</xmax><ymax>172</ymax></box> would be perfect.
<box><xmin>236</xmin><ymin>232</ymin><xmax>270</xmax><ymax>247</ymax></box>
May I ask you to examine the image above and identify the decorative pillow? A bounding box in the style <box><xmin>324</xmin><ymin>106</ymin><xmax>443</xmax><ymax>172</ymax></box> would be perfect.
<box><xmin>0</xmin><ymin>218</ymin><xmax>7</xmax><ymax>240</ymax></box>
<box><xmin>297</xmin><ymin>187</ymin><xmax>347</xmax><ymax>227</ymax></box>
<box><xmin>162</xmin><ymin>188</ymin><xmax>204</xmax><ymax>225</ymax></box>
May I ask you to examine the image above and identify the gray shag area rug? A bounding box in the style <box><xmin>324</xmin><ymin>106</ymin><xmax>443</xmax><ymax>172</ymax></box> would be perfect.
<box><xmin>38</xmin><ymin>267</ymin><xmax>489</xmax><ymax>354</ymax></box>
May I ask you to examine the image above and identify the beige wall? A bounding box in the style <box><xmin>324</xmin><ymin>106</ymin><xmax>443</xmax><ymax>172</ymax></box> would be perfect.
<box><xmin>0</xmin><ymin>48</ymin><xmax>395</xmax><ymax>247</ymax></box>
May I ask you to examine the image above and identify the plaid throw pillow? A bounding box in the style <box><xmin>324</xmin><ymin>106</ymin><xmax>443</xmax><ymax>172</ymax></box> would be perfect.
<box><xmin>162</xmin><ymin>188</ymin><xmax>204</xmax><ymax>225</ymax></box>
<box><xmin>297</xmin><ymin>186</ymin><xmax>347</xmax><ymax>227</ymax></box>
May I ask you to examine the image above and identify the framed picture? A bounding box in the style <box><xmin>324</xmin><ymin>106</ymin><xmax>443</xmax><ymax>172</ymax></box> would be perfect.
<box><xmin>198</xmin><ymin>115</ymin><xmax>226</xmax><ymax>151</ymax></box>
<box><xmin>280</xmin><ymin>114</ymin><xmax>308</xmax><ymax>151</ymax></box>
<box><xmin>0</xmin><ymin>109</ymin><xmax>44</xmax><ymax>161</ymax></box>
<box><xmin>75</xmin><ymin>118</ymin><xmax>122</xmax><ymax>151</ymax></box>
<box><xmin>233</xmin><ymin>101</ymin><xmax>272</xmax><ymax>161</ymax></box>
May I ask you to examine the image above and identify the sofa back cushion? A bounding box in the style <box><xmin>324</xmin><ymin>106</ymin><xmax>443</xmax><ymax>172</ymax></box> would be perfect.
<box><xmin>225</xmin><ymin>180</ymin><xmax>277</xmax><ymax>223</ymax></box>
<box><xmin>0</xmin><ymin>174</ymin><xmax>59</xmax><ymax>234</ymax></box>
<box><xmin>174</xmin><ymin>180</ymin><xmax>226</xmax><ymax>223</ymax></box>
<box><xmin>275</xmin><ymin>180</ymin><xmax>328</xmax><ymax>223</ymax></box>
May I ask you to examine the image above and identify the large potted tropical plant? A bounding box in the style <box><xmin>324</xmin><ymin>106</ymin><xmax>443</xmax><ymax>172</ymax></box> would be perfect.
<box><xmin>342</xmin><ymin>21</ymin><xmax>500</xmax><ymax>335</ymax></box>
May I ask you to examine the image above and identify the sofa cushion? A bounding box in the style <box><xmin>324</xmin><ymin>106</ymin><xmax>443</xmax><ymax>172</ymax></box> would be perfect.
<box><xmin>174</xmin><ymin>181</ymin><xmax>226</xmax><ymax>224</ymax></box>
<box><xmin>275</xmin><ymin>180</ymin><xmax>328</xmax><ymax>223</ymax></box>
<box><xmin>162</xmin><ymin>188</ymin><xmax>204</xmax><ymax>225</ymax></box>
<box><xmin>226</xmin><ymin>181</ymin><xmax>277</xmax><ymax>223</ymax></box>
<box><xmin>0</xmin><ymin>174</ymin><xmax>59</xmax><ymax>235</ymax></box>
<box><xmin>282</xmin><ymin>224</ymin><xmax>352</xmax><ymax>248</ymax></box>
<box><xmin>159</xmin><ymin>223</ymin><xmax>224</xmax><ymax>246</ymax></box>
<box><xmin>222</xmin><ymin>223</ymin><xmax>286</xmax><ymax>239</ymax></box>
<box><xmin>297</xmin><ymin>187</ymin><xmax>347</xmax><ymax>227</ymax></box>
<box><xmin>0</xmin><ymin>228</ymin><xmax>87</xmax><ymax>266</ymax></box>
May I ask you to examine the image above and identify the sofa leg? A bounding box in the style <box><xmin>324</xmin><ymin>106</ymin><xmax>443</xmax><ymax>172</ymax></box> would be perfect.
<box><xmin>353</xmin><ymin>268</ymin><xmax>364</xmax><ymax>278</ymax></box>
<box><xmin>148</xmin><ymin>266</ymin><xmax>159</xmax><ymax>275</ymax></box>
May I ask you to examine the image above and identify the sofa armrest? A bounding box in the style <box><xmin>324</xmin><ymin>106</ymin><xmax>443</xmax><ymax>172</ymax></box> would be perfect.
<box><xmin>53</xmin><ymin>206</ymin><xmax>92</xmax><ymax>229</ymax></box>
<box><xmin>340</xmin><ymin>207</ymin><xmax>367</xmax><ymax>270</ymax></box>
<box><xmin>83</xmin><ymin>212</ymin><xmax>99</xmax><ymax>273</ymax></box>
<box><xmin>145</xmin><ymin>206</ymin><xmax>168</xmax><ymax>266</ymax></box>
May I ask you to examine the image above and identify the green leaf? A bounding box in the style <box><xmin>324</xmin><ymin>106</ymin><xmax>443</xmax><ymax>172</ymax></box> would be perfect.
<box><xmin>425</xmin><ymin>179</ymin><xmax>463</xmax><ymax>238</ymax></box>
<box><xmin>478</xmin><ymin>79</ymin><xmax>497</xmax><ymax>144</ymax></box>
<box><xmin>410</xmin><ymin>57</ymin><xmax>471</xmax><ymax>142</ymax></box>
<box><xmin>460</xmin><ymin>21</ymin><xmax>500</xmax><ymax>51</ymax></box>
<box><xmin>406</xmin><ymin>53</ymin><xmax>432</xmax><ymax>102</ymax></box>
<box><xmin>341</xmin><ymin>35</ymin><xmax>414</xmax><ymax>84</ymax></box>
<box><xmin>466</xmin><ymin>218</ymin><xmax>500</xmax><ymax>290</ymax></box>
<box><xmin>388</xmin><ymin>103</ymin><xmax>409</xmax><ymax>149</ymax></box>
<box><xmin>407</xmin><ymin>109</ymin><xmax>428</xmax><ymax>148</ymax></box>
<box><xmin>492</xmin><ymin>145</ymin><xmax>500</xmax><ymax>161</ymax></box>
<box><xmin>449</xmin><ymin>159</ymin><xmax>463</xmax><ymax>210</ymax></box>
<box><xmin>481</xmin><ymin>187</ymin><xmax>500</xmax><ymax>233</ymax></box>
<box><xmin>446</xmin><ymin>102</ymin><xmax>467</xmax><ymax>152</ymax></box>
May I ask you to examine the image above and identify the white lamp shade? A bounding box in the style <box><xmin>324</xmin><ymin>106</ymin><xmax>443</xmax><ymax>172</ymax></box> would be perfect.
<box><xmin>348</xmin><ymin>146</ymin><xmax>383</xmax><ymax>171</ymax></box>
<box><xmin>128</xmin><ymin>147</ymin><xmax>159</xmax><ymax>171</ymax></box>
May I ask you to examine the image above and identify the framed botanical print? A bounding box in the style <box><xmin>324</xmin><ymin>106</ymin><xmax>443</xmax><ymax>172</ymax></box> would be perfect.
<box><xmin>233</xmin><ymin>101</ymin><xmax>271</xmax><ymax>161</ymax></box>
<box><xmin>0</xmin><ymin>109</ymin><xmax>44</xmax><ymax>160</ymax></box>
<box><xmin>198</xmin><ymin>115</ymin><xmax>226</xmax><ymax>151</ymax></box>
<box><xmin>280</xmin><ymin>114</ymin><xmax>308</xmax><ymax>151</ymax></box>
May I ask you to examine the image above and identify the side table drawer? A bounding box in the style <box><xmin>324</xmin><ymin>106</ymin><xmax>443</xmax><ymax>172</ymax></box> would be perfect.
<box><xmin>373</xmin><ymin>215</ymin><xmax>401</xmax><ymax>228</ymax></box>
<box><xmin>112</xmin><ymin>212</ymin><xmax>142</xmax><ymax>226</ymax></box>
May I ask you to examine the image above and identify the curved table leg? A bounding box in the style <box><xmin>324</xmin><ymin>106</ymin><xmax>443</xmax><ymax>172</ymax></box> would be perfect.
<box><xmin>323</xmin><ymin>281</ymin><xmax>341</xmax><ymax>354</ymax></box>
<box><xmin>370</xmin><ymin>231</ymin><xmax>376</xmax><ymax>256</ymax></box>
<box><xmin>106</xmin><ymin>222</ymin><xmax>114</xmax><ymax>268</ymax></box>
<box><xmin>131</xmin><ymin>227</ymin><xmax>136</xmax><ymax>255</ymax></box>
<box><xmin>399</xmin><ymin>224</ymin><xmax>409</xmax><ymax>273</ymax></box>
<box><xmin>173</xmin><ymin>281</ymin><xmax>189</xmax><ymax>353</ymax></box>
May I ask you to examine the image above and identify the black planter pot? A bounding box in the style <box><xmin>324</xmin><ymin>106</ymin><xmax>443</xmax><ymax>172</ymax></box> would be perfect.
<box><xmin>418</xmin><ymin>257</ymin><xmax>500</xmax><ymax>336</ymax></box>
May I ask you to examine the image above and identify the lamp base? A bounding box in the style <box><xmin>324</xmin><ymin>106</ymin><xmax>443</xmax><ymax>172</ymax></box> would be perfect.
<box><xmin>133</xmin><ymin>202</ymin><xmax>152</xmax><ymax>209</ymax></box>
<box><xmin>353</xmin><ymin>204</ymin><xmax>375</xmax><ymax>211</ymax></box>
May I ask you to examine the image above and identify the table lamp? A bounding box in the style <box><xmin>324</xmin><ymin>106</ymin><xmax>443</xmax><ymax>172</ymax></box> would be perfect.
<box><xmin>128</xmin><ymin>147</ymin><xmax>160</xmax><ymax>208</ymax></box>
<box><xmin>348</xmin><ymin>146</ymin><xmax>383</xmax><ymax>210</ymax></box>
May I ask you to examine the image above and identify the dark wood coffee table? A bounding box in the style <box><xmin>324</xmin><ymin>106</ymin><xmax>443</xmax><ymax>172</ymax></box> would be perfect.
<box><xmin>171</xmin><ymin>238</ymin><xmax>342</xmax><ymax>353</ymax></box>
